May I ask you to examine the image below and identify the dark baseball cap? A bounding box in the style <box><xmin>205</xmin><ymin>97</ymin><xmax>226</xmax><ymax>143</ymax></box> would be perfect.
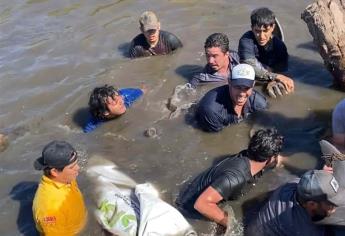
<box><xmin>34</xmin><ymin>140</ymin><xmax>77</xmax><ymax>170</ymax></box>
<box><xmin>297</xmin><ymin>170</ymin><xmax>345</xmax><ymax>206</ymax></box>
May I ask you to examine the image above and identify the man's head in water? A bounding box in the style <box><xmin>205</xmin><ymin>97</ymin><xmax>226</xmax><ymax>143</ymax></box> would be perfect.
<box><xmin>204</xmin><ymin>33</ymin><xmax>230</xmax><ymax>72</ymax></box>
<box><xmin>250</xmin><ymin>7</ymin><xmax>276</xmax><ymax>46</ymax></box>
<box><xmin>89</xmin><ymin>85</ymin><xmax>126</xmax><ymax>120</ymax></box>
<box><xmin>297</xmin><ymin>170</ymin><xmax>345</xmax><ymax>221</ymax></box>
<box><xmin>247</xmin><ymin>128</ymin><xmax>283</xmax><ymax>167</ymax></box>
<box><xmin>139</xmin><ymin>11</ymin><xmax>160</xmax><ymax>47</ymax></box>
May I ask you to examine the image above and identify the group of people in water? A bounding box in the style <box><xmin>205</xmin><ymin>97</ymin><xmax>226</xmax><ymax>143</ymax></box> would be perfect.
<box><xmin>25</xmin><ymin>6</ymin><xmax>345</xmax><ymax>236</ymax></box>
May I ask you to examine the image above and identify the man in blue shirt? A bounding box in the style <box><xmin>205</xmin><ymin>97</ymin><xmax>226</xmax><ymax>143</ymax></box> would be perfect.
<box><xmin>238</xmin><ymin>7</ymin><xmax>294</xmax><ymax>98</ymax></box>
<box><xmin>190</xmin><ymin>33</ymin><xmax>240</xmax><ymax>88</ymax></box>
<box><xmin>245</xmin><ymin>170</ymin><xmax>345</xmax><ymax>236</ymax></box>
<box><xmin>196</xmin><ymin>64</ymin><xmax>267</xmax><ymax>132</ymax></box>
<box><xmin>83</xmin><ymin>85</ymin><xmax>143</xmax><ymax>133</ymax></box>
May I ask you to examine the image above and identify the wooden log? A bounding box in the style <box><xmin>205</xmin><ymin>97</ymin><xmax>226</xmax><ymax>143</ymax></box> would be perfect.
<box><xmin>301</xmin><ymin>0</ymin><xmax>345</xmax><ymax>90</ymax></box>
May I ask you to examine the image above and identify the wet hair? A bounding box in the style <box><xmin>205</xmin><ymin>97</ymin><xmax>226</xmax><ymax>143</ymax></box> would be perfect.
<box><xmin>250</xmin><ymin>7</ymin><xmax>276</xmax><ymax>28</ymax></box>
<box><xmin>247</xmin><ymin>128</ymin><xmax>283</xmax><ymax>162</ymax></box>
<box><xmin>204</xmin><ymin>33</ymin><xmax>229</xmax><ymax>54</ymax></box>
<box><xmin>88</xmin><ymin>84</ymin><xmax>119</xmax><ymax>120</ymax></box>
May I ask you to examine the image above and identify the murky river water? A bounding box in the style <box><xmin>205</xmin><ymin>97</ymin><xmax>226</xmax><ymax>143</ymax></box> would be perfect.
<box><xmin>1</xmin><ymin>0</ymin><xmax>344</xmax><ymax>235</ymax></box>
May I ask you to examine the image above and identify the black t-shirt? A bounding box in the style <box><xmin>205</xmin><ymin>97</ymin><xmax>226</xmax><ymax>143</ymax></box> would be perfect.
<box><xmin>238</xmin><ymin>30</ymin><xmax>288</xmax><ymax>73</ymax></box>
<box><xmin>196</xmin><ymin>85</ymin><xmax>267</xmax><ymax>132</ymax></box>
<box><xmin>176</xmin><ymin>151</ymin><xmax>254</xmax><ymax>214</ymax></box>
<box><xmin>129</xmin><ymin>30</ymin><xmax>182</xmax><ymax>58</ymax></box>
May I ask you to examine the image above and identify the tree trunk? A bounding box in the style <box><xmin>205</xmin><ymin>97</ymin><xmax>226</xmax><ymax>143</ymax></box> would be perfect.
<box><xmin>301</xmin><ymin>0</ymin><xmax>345</xmax><ymax>90</ymax></box>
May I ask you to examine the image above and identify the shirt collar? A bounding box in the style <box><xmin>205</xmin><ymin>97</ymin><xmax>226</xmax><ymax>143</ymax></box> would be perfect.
<box><xmin>42</xmin><ymin>175</ymin><xmax>73</xmax><ymax>189</ymax></box>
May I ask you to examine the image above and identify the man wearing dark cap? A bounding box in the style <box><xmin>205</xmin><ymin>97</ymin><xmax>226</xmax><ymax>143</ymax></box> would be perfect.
<box><xmin>245</xmin><ymin>169</ymin><xmax>345</xmax><ymax>236</ymax></box>
<box><xmin>129</xmin><ymin>11</ymin><xmax>183</xmax><ymax>58</ymax></box>
<box><xmin>32</xmin><ymin>141</ymin><xmax>87</xmax><ymax>235</ymax></box>
<box><xmin>196</xmin><ymin>63</ymin><xmax>267</xmax><ymax>132</ymax></box>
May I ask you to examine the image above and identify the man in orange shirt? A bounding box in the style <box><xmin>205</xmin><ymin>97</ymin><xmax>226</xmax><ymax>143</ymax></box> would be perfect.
<box><xmin>32</xmin><ymin>141</ymin><xmax>87</xmax><ymax>236</ymax></box>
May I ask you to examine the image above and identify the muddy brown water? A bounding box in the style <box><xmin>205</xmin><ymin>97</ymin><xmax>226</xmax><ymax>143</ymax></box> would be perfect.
<box><xmin>0</xmin><ymin>0</ymin><xmax>344</xmax><ymax>235</ymax></box>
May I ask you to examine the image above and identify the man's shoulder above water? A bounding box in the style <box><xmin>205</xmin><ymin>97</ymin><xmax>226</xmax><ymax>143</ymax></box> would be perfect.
<box><xmin>246</xmin><ymin>181</ymin><xmax>325</xmax><ymax>236</ymax></box>
<box><xmin>191</xmin><ymin>51</ymin><xmax>240</xmax><ymax>87</ymax></box>
<box><xmin>129</xmin><ymin>30</ymin><xmax>182</xmax><ymax>58</ymax></box>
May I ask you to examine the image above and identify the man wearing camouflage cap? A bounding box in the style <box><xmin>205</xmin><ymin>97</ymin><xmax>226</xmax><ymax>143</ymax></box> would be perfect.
<box><xmin>129</xmin><ymin>11</ymin><xmax>182</xmax><ymax>58</ymax></box>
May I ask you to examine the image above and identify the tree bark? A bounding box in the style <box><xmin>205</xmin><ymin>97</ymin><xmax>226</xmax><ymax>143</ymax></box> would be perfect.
<box><xmin>301</xmin><ymin>0</ymin><xmax>345</xmax><ymax>90</ymax></box>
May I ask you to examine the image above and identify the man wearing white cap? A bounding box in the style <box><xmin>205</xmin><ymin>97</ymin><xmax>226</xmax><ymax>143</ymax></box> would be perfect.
<box><xmin>196</xmin><ymin>63</ymin><xmax>267</xmax><ymax>132</ymax></box>
<box><xmin>129</xmin><ymin>11</ymin><xmax>182</xmax><ymax>58</ymax></box>
<box><xmin>245</xmin><ymin>169</ymin><xmax>345</xmax><ymax>236</ymax></box>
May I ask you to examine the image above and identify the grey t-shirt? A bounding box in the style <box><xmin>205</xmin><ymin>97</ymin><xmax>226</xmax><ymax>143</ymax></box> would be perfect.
<box><xmin>190</xmin><ymin>51</ymin><xmax>240</xmax><ymax>88</ymax></box>
<box><xmin>245</xmin><ymin>181</ymin><xmax>325</xmax><ymax>236</ymax></box>
<box><xmin>332</xmin><ymin>99</ymin><xmax>345</xmax><ymax>135</ymax></box>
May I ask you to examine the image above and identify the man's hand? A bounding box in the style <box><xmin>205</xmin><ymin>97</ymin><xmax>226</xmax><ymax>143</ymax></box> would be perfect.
<box><xmin>266</xmin><ymin>81</ymin><xmax>287</xmax><ymax>98</ymax></box>
<box><xmin>275</xmin><ymin>74</ymin><xmax>294</xmax><ymax>93</ymax></box>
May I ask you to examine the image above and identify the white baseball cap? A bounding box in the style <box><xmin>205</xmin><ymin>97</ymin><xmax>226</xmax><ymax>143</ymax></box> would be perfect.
<box><xmin>230</xmin><ymin>64</ymin><xmax>255</xmax><ymax>88</ymax></box>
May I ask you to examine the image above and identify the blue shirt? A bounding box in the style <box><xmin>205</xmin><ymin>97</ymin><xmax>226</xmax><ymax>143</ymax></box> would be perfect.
<box><xmin>83</xmin><ymin>88</ymin><xmax>143</xmax><ymax>133</ymax></box>
<box><xmin>196</xmin><ymin>85</ymin><xmax>267</xmax><ymax>132</ymax></box>
<box><xmin>246</xmin><ymin>182</ymin><xmax>325</xmax><ymax>236</ymax></box>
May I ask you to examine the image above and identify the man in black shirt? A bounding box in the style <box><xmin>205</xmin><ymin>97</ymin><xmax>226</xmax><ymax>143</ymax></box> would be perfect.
<box><xmin>238</xmin><ymin>7</ymin><xmax>294</xmax><ymax>98</ymax></box>
<box><xmin>190</xmin><ymin>33</ymin><xmax>240</xmax><ymax>88</ymax></box>
<box><xmin>176</xmin><ymin>128</ymin><xmax>284</xmax><ymax>228</ymax></box>
<box><xmin>196</xmin><ymin>63</ymin><xmax>267</xmax><ymax>132</ymax></box>
<box><xmin>129</xmin><ymin>11</ymin><xmax>182</xmax><ymax>58</ymax></box>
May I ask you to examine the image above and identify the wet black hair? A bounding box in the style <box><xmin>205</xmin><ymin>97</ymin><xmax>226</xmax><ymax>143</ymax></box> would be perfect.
<box><xmin>88</xmin><ymin>84</ymin><xmax>118</xmax><ymax>120</ymax></box>
<box><xmin>247</xmin><ymin>128</ymin><xmax>283</xmax><ymax>162</ymax></box>
<box><xmin>204</xmin><ymin>33</ymin><xmax>229</xmax><ymax>54</ymax></box>
<box><xmin>250</xmin><ymin>7</ymin><xmax>276</xmax><ymax>28</ymax></box>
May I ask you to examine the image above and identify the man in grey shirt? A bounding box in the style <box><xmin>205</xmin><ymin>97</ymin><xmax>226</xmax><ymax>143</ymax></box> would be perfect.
<box><xmin>245</xmin><ymin>170</ymin><xmax>345</xmax><ymax>236</ymax></box>
<box><xmin>190</xmin><ymin>33</ymin><xmax>239</xmax><ymax>88</ymax></box>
